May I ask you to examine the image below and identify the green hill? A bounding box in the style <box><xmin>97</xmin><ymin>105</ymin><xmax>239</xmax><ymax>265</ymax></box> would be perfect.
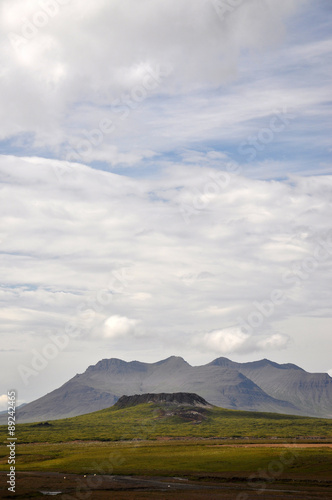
<box><xmin>1</xmin><ymin>395</ymin><xmax>331</xmax><ymax>444</ymax></box>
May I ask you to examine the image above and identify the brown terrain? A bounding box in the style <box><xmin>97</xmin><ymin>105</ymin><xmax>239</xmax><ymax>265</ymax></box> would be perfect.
<box><xmin>1</xmin><ymin>466</ymin><xmax>332</xmax><ymax>500</ymax></box>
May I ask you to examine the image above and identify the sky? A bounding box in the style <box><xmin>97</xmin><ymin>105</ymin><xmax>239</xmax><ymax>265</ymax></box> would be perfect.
<box><xmin>0</xmin><ymin>0</ymin><xmax>331</xmax><ymax>408</ymax></box>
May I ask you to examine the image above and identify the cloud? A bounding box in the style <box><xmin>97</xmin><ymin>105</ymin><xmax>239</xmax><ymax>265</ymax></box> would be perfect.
<box><xmin>0</xmin><ymin>154</ymin><xmax>331</xmax><ymax>357</ymax></box>
<box><xmin>0</xmin><ymin>394</ymin><xmax>25</xmax><ymax>412</ymax></box>
<box><xmin>0</xmin><ymin>0</ymin><xmax>317</xmax><ymax>169</ymax></box>
<box><xmin>0</xmin><ymin>394</ymin><xmax>8</xmax><ymax>411</ymax></box>
<box><xmin>102</xmin><ymin>315</ymin><xmax>140</xmax><ymax>340</ymax></box>
<box><xmin>199</xmin><ymin>328</ymin><xmax>290</xmax><ymax>355</ymax></box>
<box><xmin>202</xmin><ymin>327</ymin><xmax>249</xmax><ymax>354</ymax></box>
<box><xmin>256</xmin><ymin>334</ymin><xmax>289</xmax><ymax>350</ymax></box>
<box><xmin>0</xmin><ymin>1</ymin><xmax>331</xmax><ymax>402</ymax></box>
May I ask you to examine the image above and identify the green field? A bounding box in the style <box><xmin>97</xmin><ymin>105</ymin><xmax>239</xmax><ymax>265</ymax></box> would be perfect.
<box><xmin>0</xmin><ymin>440</ymin><xmax>331</xmax><ymax>479</ymax></box>
<box><xmin>1</xmin><ymin>403</ymin><xmax>331</xmax><ymax>444</ymax></box>
<box><xmin>1</xmin><ymin>404</ymin><xmax>331</xmax><ymax>498</ymax></box>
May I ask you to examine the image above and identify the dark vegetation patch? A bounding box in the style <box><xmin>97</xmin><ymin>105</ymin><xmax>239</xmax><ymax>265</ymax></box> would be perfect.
<box><xmin>31</xmin><ymin>421</ymin><xmax>53</xmax><ymax>428</ymax></box>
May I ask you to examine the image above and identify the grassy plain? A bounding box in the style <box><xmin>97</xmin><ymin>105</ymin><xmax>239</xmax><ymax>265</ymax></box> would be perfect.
<box><xmin>0</xmin><ymin>440</ymin><xmax>331</xmax><ymax>478</ymax></box>
<box><xmin>0</xmin><ymin>403</ymin><xmax>331</xmax><ymax>444</ymax></box>
<box><xmin>0</xmin><ymin>404</ymin><xmax>331</xmax><ymax>498</ymax></box>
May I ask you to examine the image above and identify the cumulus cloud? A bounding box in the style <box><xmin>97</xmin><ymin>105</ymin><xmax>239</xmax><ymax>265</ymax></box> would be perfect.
<box><xmin>202</xmin><ymin>328</ymin><xmax>249</xmax><ymax>354</ymax></box>
<box><xmin>0</xmin><ymin>394</ymin><xmax>9</xmax><ymax>412</ymax></box>
<box><xmin>102</xmin><ymin>315</ymin><xmax>140</xmax><ymax>340</ymax></box>
<box><xmin>199</xmin><ymin>328</ymin><xmax>290</xmax><ymax>355</ymax></box>
<box><xmin>256</xmin><ymin>334</ymin><xmax>289</xmax><ymax>350</ymax></box>
<box><xmin>0</xmin><ymin>394</ymin><xmax>25</xmax><ymax>412</ymax></box>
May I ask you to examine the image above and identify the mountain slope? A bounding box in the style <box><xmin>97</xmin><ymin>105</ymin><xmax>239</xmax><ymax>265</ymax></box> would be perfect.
<box><xmin>11</xmin><ymin>356</ymin><xmax>332</xmax><ymax>423</ymax></box>
<box><xmin>209</xmin><ymin>357</ymin><xmax>332</xmax><ymax>418</ymax></box>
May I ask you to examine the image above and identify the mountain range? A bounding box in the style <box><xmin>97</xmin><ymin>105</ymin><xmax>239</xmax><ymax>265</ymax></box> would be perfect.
<box><xmin>11</xmin><ymin>356</ymin><xmax>332</xmax><ymax>423</ymax></box>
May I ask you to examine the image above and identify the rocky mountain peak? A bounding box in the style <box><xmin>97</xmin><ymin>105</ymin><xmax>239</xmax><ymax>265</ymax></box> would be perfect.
<box><xmin>157</xmin><ymin>356</ymin><xmax>190</xmax><ymax>366</ymax></box>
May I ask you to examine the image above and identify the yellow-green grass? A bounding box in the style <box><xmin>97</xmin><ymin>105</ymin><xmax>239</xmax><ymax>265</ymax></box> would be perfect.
<box><xmin>0</xmin><ymin>440</ymin><xmax>331</xmax><ymax>480</ymax></box>
<box><xmin>0</xmin><ymin>404</ymin><xmax>331</xmax><ymax>444</ymax></box>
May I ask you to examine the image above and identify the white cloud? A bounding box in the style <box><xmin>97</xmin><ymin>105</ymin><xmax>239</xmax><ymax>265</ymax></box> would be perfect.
<box><xmin>0</xmin><ymin>394</ymin><xmax>8</xmax><ymax>411</ymax></box>
<box><xmin>202</xmin><ymin>328</ymin><xmax>249</xmax><ymax>354</ymax></box>
<box><xmin>256</xmin><ymin>334</ymin><xmax>289</xmax><ymax>350</ymax></box>
<box><xmin>0</xmin><ymin>0</ymin><xmax>331</xmax><ymax>403</ymax></box>
<box><xmin>102</xmin><ymin>315</ymin><xmax>140</xmax><ymax>340</ymax></box>
<box><xmin>0</xmin><ymin>155</ymin><xmax>331</xmax><ymax>357</ymax></box>
<box><xmin>0</xmin><ymin>0</ymin><xmax>317</xmax><ymax>168</ymax></box>
<box><xmin>199</xmin><ymin>328</ymin><xmax>290</xmax><ymax>355</ymax></box>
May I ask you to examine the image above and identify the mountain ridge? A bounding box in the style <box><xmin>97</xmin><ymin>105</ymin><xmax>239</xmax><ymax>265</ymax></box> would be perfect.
<box><xmin>8</xmin><ymin>356</ymin><xmax>332</xmax><ymax>423</ymax></box>
<box><xmin>209</xmin><ymin>357</ymin><xmax>305</xmax><ymax>371</ymax></box>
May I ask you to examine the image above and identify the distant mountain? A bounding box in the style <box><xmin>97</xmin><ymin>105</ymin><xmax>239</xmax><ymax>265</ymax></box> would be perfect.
<box><xmin>8</xmin><ymin>356</ymin><xmax>332</xmax><ymax>423</ymax></box>
<box><xmin>208</xmin><ymin>357</ymin><xmax>332</xmax><ymax>418</ymax></box>
<box><xmin>0</xmin><ymin>402</ymin><xmax>26</xmax><ymax>416</ymax></box>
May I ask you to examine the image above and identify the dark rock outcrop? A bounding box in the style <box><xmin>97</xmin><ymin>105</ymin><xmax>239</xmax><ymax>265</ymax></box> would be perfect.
<box><xmin>114</xmin><ymin>392</ymin><xmax>212</xmax><ymax>409</ymax></box>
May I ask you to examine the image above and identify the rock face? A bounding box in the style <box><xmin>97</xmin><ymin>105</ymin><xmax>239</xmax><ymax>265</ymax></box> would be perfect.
<box><xmin>114</xmin><ymin>392</ymin><xmax>212</xmax><ymax>409</ymax></box>
<box><xmin>10</xmin><ymin>355</ymin><xmax>332</xmax><ymax>423</ymax></box>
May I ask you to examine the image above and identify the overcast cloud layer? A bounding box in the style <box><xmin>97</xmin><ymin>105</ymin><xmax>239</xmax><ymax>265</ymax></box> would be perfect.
<box><xmin>0</xmin><ymin>0</ymin><xmax>331</xmax><ymax>406</ymax></box>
